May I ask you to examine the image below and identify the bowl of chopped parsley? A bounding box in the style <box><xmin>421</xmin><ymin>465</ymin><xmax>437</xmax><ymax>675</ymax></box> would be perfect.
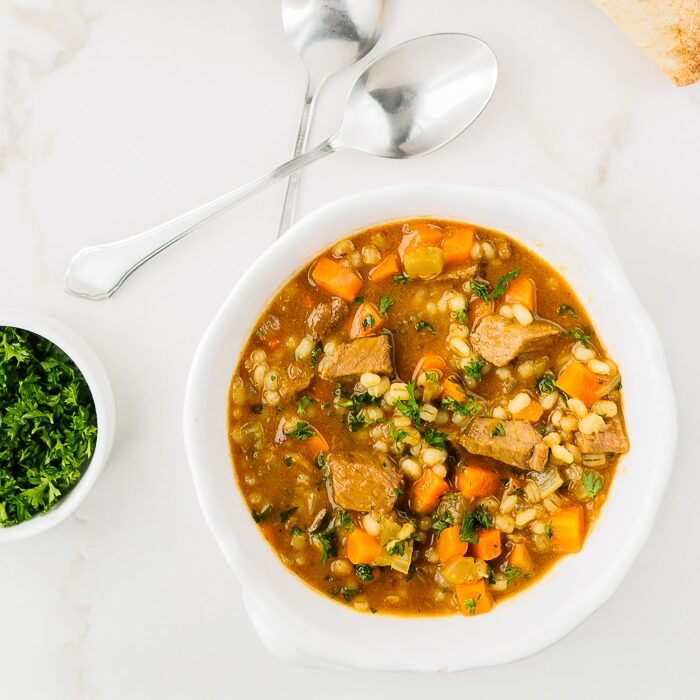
<box><xmin>0</xmin><ymin>310</ymin><xmax>115</xmax><ymax>541</ymax></box>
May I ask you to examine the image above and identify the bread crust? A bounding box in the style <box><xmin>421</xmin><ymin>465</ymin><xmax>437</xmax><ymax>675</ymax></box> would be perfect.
<box><xmin>592</xmin><ymin>0</ymin><xmax>700</xmax><ymax>86</ymax></box>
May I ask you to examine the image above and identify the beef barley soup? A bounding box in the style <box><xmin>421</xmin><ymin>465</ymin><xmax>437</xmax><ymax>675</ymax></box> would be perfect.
<box><xmin>228</xmin><ymin>219</ymin><xmax>628</xmax><ymax>616</ymax></box>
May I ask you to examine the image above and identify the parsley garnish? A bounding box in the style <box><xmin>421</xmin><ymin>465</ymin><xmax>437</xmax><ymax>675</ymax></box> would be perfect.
<box><xmin>459</xmin><ymin>507</ymin><xmax>492</xmax><ymax>544</ymax></box>
<box><xmin>361</xmin><ymin>314</ymin><xmax>376</xmax><ymax>331</ymax></box>
<box><xmin>563</xmin><ymin>327</ymin><xmax>592</xmax><ymax>348</ymax></box>
<box><xmin>378</xmin><ymin>296</ymin><xmax>393</xmax><ymax>317</ymax></box>
<box><xmin>415</xmin><ymin>320</ymin><xmax>436</xmax><ymax>335</ymax></box>
<box><xmin>341</xmin><ymin>586</ymin><xmax>360</xmax><ymax>602</ymax></box>
<box><xmin>441</xmin><ymin>395</ymin><xmax>479</xmax><ymax>417</ymax></box>
<box><xmin>355</xmin><ymin>564</ymin><xmax>375</xmax><ymax>581</ymax></box>
<box><xmin>582</xmin><ymin>470</ymin><xmax>603</xmax><ymax>498</ymax></box>
<box><xmin>337</xmin><ymin>509</ymin><xmax>355</xmax><ymax>532</ymax></box>
<box><xmin>388</xmin><ymin>421</ymin><xmax>408</xmax><ymax>444</ymax></box>
<box><xmin>422</xmin><ymin>426</ymin><xmax>447</xmax><ymax>448</ymax></box>
<box><xmin>537</xmin><ymin>372</ymin><xmax>557</xmax><ymax>394</ymax></box>
<box><xmin>504</xmin><ymin>566</ymin><xmax>521</xmax><ymax>581</ymax></box>
<box><xmin>454</xmin><ymin>308</ymin><xmax>467</xmax><ymax>324</ymax></box>
<box><xmin>0</xmin><ymin>327</ymin><xmax>98</xmax><ymax>526</ymax></box>
<box><xmin>393</xmin><ymin>273</ymin><xmax>409</xmax><ymax>284</ymax></box>
<box><xmin>296</xmin><ymin>395</ymin><xmax>316</xmax><ymax>416</ymax></box>
<box><xmin>354</xmin><ymin>295</ymin><xmax>364</xmax><ymax>304</ymax></box>
<box><xmin>464</xmin><ymin>357</ymin><xmax>486</xmax><ymax>382</ymax></box>
<box><xmin>279</xmin><ymin>506</ymin><xmax>298</xmax><ymax>523</ymax></box>
<box><xmin>387</xmin><ymin>540</ymin><xmax>406</xmax><ymax>556</ymax></box>
<box><xmin>470</xmin><ymin>269</ymin><xmax>521</xmax><ymax>303</ymax></box>
<box><xmin>250</xmin><ymin>403</ymin><xmax>264</xmax><ymax>414</ymax></box>
<box><xmin>309</xmin><ymin>341</ymin><xmax>324</xmax><ymax>366</ymax></box>
<box><xmin>288</xmin><ymin>422</ymin><xmax>316</xmax><ymax>440</ymax></box>
<box><xmin>312</xmin><ymin>530</ymin><xmax>337</xmax><ymax>565</ymax></box>
<box><xmin>491</xmin><ymin>422</ymin><xmax>506</xmax><ymax>437</ymax></box>
<box><xmin>544</xmin><ymin>522</ymin><xmax>553</xmax><ymax>539</ymax></box>
<box><xmin>348</xmin><ymin>410</ymin><xmax>366</xmax><ymax>432</ymax></box>
<box><xmin>291</xmin><ymin>526</ymin><xmax>305</xmax><ymax>538</ymax></box>
<box><xmin>252</xmin><ymin>505</ymin><xmax>273</xmax><ymax>522</ymax></box>
<box><xmin>284</xmin><ymin>455</ymin><xmax>293</xmax><ymax>467</ymax></box>
<box><xmin>254</xmin><ymin>328</ymin><xmax>265</xmax><ymax>339</ymax></box>
<box><xmin>431</xmin><ymin>510</ymin><xmax>454</xmax><ymax>535</ymax></box>
<box><xmin>469</xmin><ymin>279</ymin><xmax>490</xmax><ymax>303</ymax></box>
<box><xmin>395</xmin><ymin>381</ymin><xmax>421</xmax><ymax>425</ymax></box>
<box><xmin>557</xmin><ymin>304</ymin><xmax>577</xmax><ymax>317</ymax></box>
<box><xmin>463</xmin><ymin>597</ymin><xmax>477</xmax><ymax>615</ymax></box>
<box><xmin>315</xmin><ymin>452</ymin><xmax>326</xmax><ymax>470</ymax></box>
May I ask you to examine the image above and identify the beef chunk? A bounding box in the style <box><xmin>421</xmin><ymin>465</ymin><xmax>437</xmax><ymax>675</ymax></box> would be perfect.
<box><xmin>575</xmin><ymin>416</ymin><xmax>629</xmax><ymax>455</ymax></box>
<box><xmin>277</xmin><ymin>362</ymin><xmax>314</xmax><ymax>399</ymax></box>
<box><xmin>307</xmin><ymin>298</ymin><xmax>349</xmax><ymax>340</ymax></box>
<box><xmin>318</xmin><ymin>335</ymin><xmax>394</xmax><ymax>380</ymax></box>
<box><xmin>326</xmin><ymin>451</ymin><xmax>402</xmax><ymax>513</ymax></box>
<box><xmin>454</xmin><ymin>418</ymin><xmax>549</xmax><ymax>471</ymax></box>
<box><xmin>471</xmin><ymin>315</ymin><xmax>560</xmax><ymax>367</ymax></box>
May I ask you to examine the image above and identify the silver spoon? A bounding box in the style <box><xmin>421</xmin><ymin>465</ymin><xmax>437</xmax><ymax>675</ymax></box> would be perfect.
<box><xmin>278</xmin><ymin>0</ymin><xmax>390</xmax><ymax>237</ymax></box>
<box><xmin>66</xmin><ymin>33</ymin><xmax>498</xmax><ymax>300</ymax></box>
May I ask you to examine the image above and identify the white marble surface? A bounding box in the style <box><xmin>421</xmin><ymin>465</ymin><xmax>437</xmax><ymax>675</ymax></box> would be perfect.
<box><xmin>1</xmin><ymin>0</ymin><xmax>698</xmax><ymax>697</ymax></box>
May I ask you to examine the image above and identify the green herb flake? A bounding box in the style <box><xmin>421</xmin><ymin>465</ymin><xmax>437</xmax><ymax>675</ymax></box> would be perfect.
<box><xmin>469</xmin><ymin>279</ymin><xmax>490</xmax><ymax>303</ymax></box>
<box><xmin>582</xmin><ymin>470</ymin><xmax>603</xmax><ymax>498</ymax></box>
<box><xmin>431</xmin><ymin>511</ymin><xmax>454</xmax><ymax>535</ymax></box>
<box><xmin>0</xmin><ymin>327</ymin><xmax>98</xmax><ymax>527</ymax></box>
<box><xmin>296</xmin><ymin>395</ymin><xmax>316</xmax><ymax>416</ymax></box>
<box><xmin>441</xmin><ymin>395</ymin><xmax>479</xmax><ymax>418</ymax></box>
<box><xmin>378</xmin><ymin>296</ymin><xmax>394</xmax><ymax>317</ymax></box>
<box><xmin>463</xmin><ymin>597</ymin><xmax>477</xmax><ymax>615</ymax></box>
<box><xmin>557</xmin><ymin>304</ymin><xmax>577</xmax><ymax>317</ymax></box>
<box><xmin>544</xmin><ymin>522</ymin><xmax>553</xmax><ymax>539</ymax></box>
<box><xmin>291</xmin><ymin>526</ymin><xmax>305</xmax><ymax>538</ymax></box>
<box><xmin>454</xmin><ymin>308</ymin><xmax>467</xmax><ymax>324</ymax></box>
<box><xmin>387</xmin><ymin>540</ymin><xmax>406</xmax><ymax>556</ymax></box>
<box><xmin>355</xmin><ymin>564</ymin><xmax>375</xmax><ymax>582</ymax></box>
<box><xmin>491</xmin><ymin>422</ymin><xmax>506</xmax><ymax>437</ymax></box>
<box><xmin>312</xmin><ymin>530</ymin><xmax>337</xmax><ymax>566</ymax></box>
<box><xmin>415</xmin><ymin>320</ymin><xmax>436</xmax><ymax>335</ymax></box>
<box><xmin>370</xmin><ymin>607</ymin><xmax>378</xmax><ymax>614</ymax></box>
<box><xmin>252</xmin><ymin>505</ymin><xmax>273</xmax><ymax>522</ymax></box>
<box><xmin>341</xmin><ymin>586</ymin><xmax>360</xmax><ymax>602</ymax></box>
<box><xmin>354</xmin><ymin>295</ymin><xmax>364</xmax><ymax>304</ymax></box>
<box><xmin>337</xmin><ymin>509</ymin><xmax>355</xmax><ymax>532</ymax></box>
<box><xmin>490</xmin><ymin>269</ymin><xmax>521</xmax><ymax>299</ymax></box>
<box><xmin>361</xmin><ymin>314</ymin><xmax>376</xmax><ymax>331</ymax></box>
<box><xmin>504</xmin><ymin>566</ymin><xmax>521</xmax><ymax>582</ymax></box>
<box><xmin>463</xmin><ymin>357</ymin><xmax>486</xmax><ymax>382</ymax></box>
<box><xmin>393</xmin><ymin>273</ymin><xmax>410</xmax><ymax>284</ymax></box>
<box><xmin>288</xmin><ymin>422</ymin><xmax>316</xmax><ymax>441</ymax></box>
<box><xmin>422</xmin><ymin>426</ymin><xmax>447</xmax><ymax>448</ymax></box>
<box><xmin>563</xmin><ymin>327</ymin><xmax>592</xmax><ymax>348</ymax></box>
<box><xmin>309</xmin><ymin>341</ymin><xmax>324</xmax><ymax>367</ymax></box>
<box><xmin>537</xmin><ymin>372</ymin><xmax>557</xmax><ymax>395</ymax></box>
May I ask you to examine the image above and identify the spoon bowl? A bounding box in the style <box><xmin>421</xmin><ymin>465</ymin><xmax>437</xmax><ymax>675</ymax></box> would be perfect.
<box><xmin>65</xmin><ymin>33</ymin><xmax>498</xmax><ymax>300</ymax></box>
<box><xmin>336</xmin><ymin>33</ymin><xmax>498</xmax><ymax>157</ymax></box>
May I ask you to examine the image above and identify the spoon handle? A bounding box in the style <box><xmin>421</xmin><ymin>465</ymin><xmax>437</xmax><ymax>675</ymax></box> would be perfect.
<box><xmin>65</xmin><ymin>138</ymin><xmax>336</xmax><ymax>300</ymax></box>
<box><xmin>277</xmin><ymin>91</ymin><xmax>315</xmax><ymax>238</ymax></box>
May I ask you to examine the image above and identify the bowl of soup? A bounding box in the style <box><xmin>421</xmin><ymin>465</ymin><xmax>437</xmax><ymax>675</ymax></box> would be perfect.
<box><xmin>183</xmin><ymin>184</ymin><xmax>676</xmax><ymax>671</ymax></box>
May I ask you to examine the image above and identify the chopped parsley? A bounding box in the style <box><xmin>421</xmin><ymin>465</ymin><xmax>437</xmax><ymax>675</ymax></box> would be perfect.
<box><xmin>361</xmin><ymin>314</ymin><xmax>376</xmax><ymax>331</ymax></box>
<box><xmin>582</xmin><ymin>470</ymin><xmax>603</xmax><ymax>498</ymax></box>
<box><xmin>491</xmin><ymin>422</ymin><xmax>506</xmax><ymax>437</ymax></box>
<box><xmin>309</xmin><ymin>341</ymin><xmax>324</xmax><ymax>366</ymax></box>
<box><xmin>463</xmin><ymin>357</ymin><xmax>486</xmax><ymax>382</ymax></box>
<box><xmin>388</xmin><ymin>421</ymin><xmax>408</xmax><ymax>444</ymax></box>
<box><xmin>537</xmin><ymin>372</ymin><xmax>557</xmax><ymax>394</ymax></box>
<box><xmin>395</xmin><ymin>381</ymin><xmax>421</xmax><ymax>426</ymax></box>
<box><xmin>415</xmin><ymin>320</ymin><xmax>436</xmax><ymax>335</ymax></box>
<box><xmin>431</xmin><ymin>510</ymin><xmax>454</xmax><ymax>535</ymax></box>
<box><xmin>422</xmin><ymin>426</ymin><xmax>447</xmax><ymax>448</ymax></box>
<box><xmin>378</xmin><ymin>296</ymin><xmax>393</xmax><ymax>317</ymax></box>
<box><xmin>252</xmin><ymin>505</ymin><xmax>273</xmax><ymax>522</ymax></box>
<box><xmin>355</xmin><ymin>564</ymin><xmax>375</xmax><ymax>581</ymax></box>
<box><xmin>470</xmin><ymin>269</ymin><xmax>521</xmax><ymax>302</ymax></box>
<box><xmin>314</xmin><ymin>452</ymin><xmax>326</xmax><ymax>470</ymax></box>
<box><xmin>463</xmin><ymin>597</ymin><xmax>477</xmax><ymax>615</ymax></box>
<box><xmin>557</xmin><ymin>304</ymin><xmax>577</xmax><ymax>317</ymax></box>
<box><xmin>563</xmin><ymin>327</ymin><xmax>592</xmax><ymax>348</ymax></box>
<box><xmin>254</xmin><ymin>328</ymin><xmax>265</xmax><ymax>339</ymax></box>
<box><xmin>340</xmin><ymin>586</ymin><xmax>360</xmax><ymax>602</ymax></box>
<box><xmin>354</xmin><ymin>295</ymin><xmax>364</xmax><ymax>304</ymax></box>
<box><xmin>288</xmin><ymin>422</ymin><xmax>316</xmax><ymax>441</ymax></box>
<box><xmin>296</xmin><ymin>395</ymin><xmax>316</xmax><ymax>416</ymax></box>
<box><xmin>250</xmin><ymin>403</ymin><xmax>264</xmax><ymax>414</ymax></box>
<box><xmin>441</xmin><ymin>395</ymin><xmax>479</xmax><ymax>417</ymax></box>
<box><xmin>454</xmin><ymin>308</ymin><xmax>467</xmax><ymax>324</ymax></box>
<box><xmin>291</xmin><ymin>526</ymin><xmax>305</xmax><ymax>538</ymax></box>
<box><xmin>0</xmin><ymin>328</ymin><xmax>98</xmax><ymax>527</ymax></box>
<box><xmin>348</xmin><ymin>410</ymin><xmax>366</xmax><ymax>432</ymax></box>
<box><xmin>544</xmin><ymin>522</ymin><xmax>553</xmax><ymax>539</ymax></box>
<box><xmin>504</xmin><ymin>566</ymin><xmax>521</xmax><ymax>582</ymax></box>
<box><xmin>469</xmin><ymin>279</ymin><xmax>490</xmax><ymax>303</ymax></box>
<box><xmin>312</xmin><ymin>530</ymin><xmax>337</xmax><ymax>565</ymax></box>
<box><xmin>387</xmin><ymin>540</ymin><xmax>406</xmax><ymax>556</ymax></box>
<box><xmin>393</xmin><ymin>273</ymin><xmax>410</xmax><ymax>284</ymax></box>
<box><xmin>336</xmin><ymin>509</ymin><xmax>355</xmax><ymax>532</ymax></box>
<box><xmin>284</xmin><ymin>455</ymin><xmax>293</xmax><ymax>467</ymax></box>
<box><xmin>459</xmin><ymin>507</ymin><xmax>493</xmax><ymax>544</ymax></box>
<box><xmin>279</xmin><ymin>506</ymin><xmax>298</xmax><ymax>523</ymax></box>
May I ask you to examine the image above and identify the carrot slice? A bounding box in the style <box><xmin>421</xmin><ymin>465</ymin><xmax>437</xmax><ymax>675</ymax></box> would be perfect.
<box><xmin>441</xmin><ymin>375</ymin><xmax>467</xmax><ymax>403</ymax></box>
<box><xmin>556</xmin><ymin>361</ymin><xmax>607</xmax><ymax>407</ymax></box>
<box><xmin>457</xmin><ymin>465</ymin><xmax>501</xmax><ymax>498</ymax></box>
<box><xmin>442</xmin><ymin>225</ymin><xmax>475</xmax><ymax>265</ymax></box>
<box><xmin>346</xmin><ymin>528</ymin><xmax>381</xmax><ymax>564</ymax></box>
<box><xmin>311</xmin><ymin>257</ymin><xmax>362</xmax><ymax>302</ymax></box>
<box><xmin>468</xmin><ymin>297</ymin><xmax>494</xmax><ymax>329</ymax></box>
<box><xmin>349</xmin><ymin>302</ymin><xmax>384</xmax><ymax>339</ymax></box>
<box><xmin>409</xmin><ymin>470</ymin><xmax>449</xmax><ymax>515</ymax></box>
<box><xmin>398</xmin><ymin>222</ymin><xmax>444</xmax><ymax>260</ymax></box>
<box><xmin>412</xmin><ymin>353</ymin><xmax>448</xmax><ymax>381</ymax></box>
<box><xmin>305</xmin><ymin>432</ymin><xmax>329</xmax><ymax>458</ymax></box>
<box><xmin>508</xmin><ymin>542</ymin><xmax>533</xmax><ymax>573</ymax></box>
<box><xmin>504</xmin><ymin>276</ymin><xmax>536</xmax><ymax>312</ymax></box>
<box><xmin>454</xmin><ymin>579</ymin><xmax>493</xmax><ymax>615</ymax></box>
<box><xmin>470</xmin><ymin>528</ymin><xmax>502</xmax><ymax>561</ymax></box>
<box><xmin>368</xmin><ymin>253</ymin><xmax>400</xmax><ymax>281</ymax></box>
<box><xmin>512</xmin><ymin>398</ymin><xmax>544</xmax><ymax>423</ymax></box>
<box><xmin>550</xmin><ymin>504</ymin><xmax>586</xmax><ymax>553</ymax></box>
<box><xmin>436</xmin><ymin>525</ymin><xmax>469</xmax><ymax>563</ymax></box>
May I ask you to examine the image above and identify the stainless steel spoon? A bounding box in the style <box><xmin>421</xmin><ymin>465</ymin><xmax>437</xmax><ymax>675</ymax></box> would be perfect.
<box><xmin>278</xmin><ymin>0</ymin><xmax>390</xmax><ymax>237</ymax></box>
<box><xmin>66</xmin><ymin>33</ymin><xmax>498</xmax><ymax>300</ymax></box>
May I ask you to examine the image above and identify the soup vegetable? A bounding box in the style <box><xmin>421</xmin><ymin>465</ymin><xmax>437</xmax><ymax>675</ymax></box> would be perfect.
<box><xmin>0</xmin><ymin>327</ymin><xmax>97</xmax><ymax>526</ymax></box>
<box><xmin>228</xmin><ymin>219</ymin><xmax>628</xmax><ymax>616</ymax></box>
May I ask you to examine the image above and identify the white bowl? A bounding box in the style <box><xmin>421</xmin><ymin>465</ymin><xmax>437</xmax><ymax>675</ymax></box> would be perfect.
<box><xmin>0</xmin><ymin>310</ymin><xmax>115</xmax><ymax>542</ymax></box>
<box><xmin>184</xmin><ymin>184</ymin><xmax>676</xmax><ymax>672</ymax></box>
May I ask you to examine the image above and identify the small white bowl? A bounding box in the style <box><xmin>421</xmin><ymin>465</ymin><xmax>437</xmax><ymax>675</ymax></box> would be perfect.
<box><xmin>0</xmin><ymin>310</ymin><xmax>115</xmax><ymax>542</ymax></box>
<box><xmin>184</xmin><ymin>184</ymin><xmax>676</xmax><ymax>672</ymax></box>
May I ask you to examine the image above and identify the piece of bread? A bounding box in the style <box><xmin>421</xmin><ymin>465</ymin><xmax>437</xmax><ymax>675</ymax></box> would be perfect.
<box><xmin>591</xmin><ymin>0</ymin><xmax>700</xmax><ymax>86</ymax></box>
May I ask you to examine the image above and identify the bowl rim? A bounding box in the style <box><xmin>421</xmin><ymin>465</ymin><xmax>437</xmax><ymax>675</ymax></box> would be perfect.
<box><xmin>183</xmin><ymin>183</ymin><xmax>677</xmax><ymax>671</ymax></box>
<box><xmin>0</xmin><ymin>309</ymin><xmax>115</xmax><ymax>542</ymax></box>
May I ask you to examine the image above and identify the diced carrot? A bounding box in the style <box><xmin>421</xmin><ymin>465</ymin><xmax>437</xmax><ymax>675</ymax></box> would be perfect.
<box><xmin>504</xmin><ymin>276</ymin><xmax>536</xmax><ymax>312</ymax></box>
<box><xmin>442</xmin><ymin>225</ymin><xmax>475</xmax><ymax>265</ymax></box>
<box><xmin>508</xmin><ymin>543</ymin><xmax>533</xmax><ymax>573</ymax></box>
<box><xmin>305</xmin><ymin>431</ymin><xmax>329</xmax><ymax>458</ymax></box>
<box><xmin>398</xmin><ymin>222</ymin><xmax>444</xmax><ymax>260</ymax></box>
<box><xmin>409</xmin><ymin>470</ymin><xmax>449</xmax><ymax>514</ymax></box>
<box><xmin>350</xmin><ymin>302</ymin><xmax>384</xmax><ymax>339</ymax></box>
<box><xmin>550</xmin><ymin>504</ymin><xmax>586</xmax><ymax>553</ymax></box>
<box><xmin>468</xmin><ymin>297</ymin><xmax>494</xmax><ymax>329</ymax></box>
<box><xmin>470</xmin><ymin>528</ymin><xmax>502</xmax><ymax>561</ymax></box>
<box><xmin>346</xmin><ymin>528</ymin><xmax>381</xmax><ymax>564</ymax></box>
<box><xmin>412</xmin><ymin>353</ymin><xmax>448</xmax><ymax>381</ymax></box>
<box><xmin>436</xmin><ymin>525</ymin><xmax>469</xmax><ymax>563</ymax></box>
<box><xmin>457</xmin><ymin>465</ymin><xmax>501</xmax><ymax>498</ymax></box>
<box><xmin>311</xmin><ymin>257</ymin><xmax>362</xmax><ymax>302</ymax></box>
<box><xmin>454</xmin><ymin>579</ymin><xmax>493</xmax><ymax>616</ymax></box>
<box><xmin>512</xmin><ymin>398</ymin><xmax>544</xmax><ymax>423</ymax></box>
<box><xmin>556</xmin><ymin>361</ymin><xmax>607</xmax><ymax>407</ymax></box>
<box><xmin>441</xmin><ymin>375</ymin><xmax>467</xmax><ymax>403</ymax></box>
<box><xmin>368</xmin><ymin>253</ymin><xmax>400</xmax><ymax>281</ymax></box>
